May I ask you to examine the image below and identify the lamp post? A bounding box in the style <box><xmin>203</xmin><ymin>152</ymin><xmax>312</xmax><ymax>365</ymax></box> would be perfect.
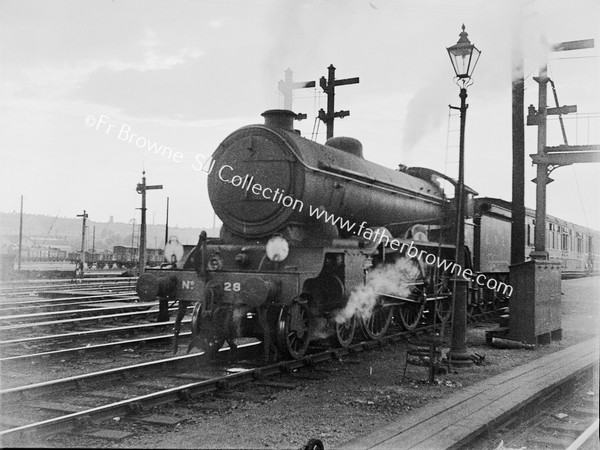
<box><xmin>446</xmin><ymin>24</ymin><xmax>481</xmax><ymax>368</ymax></box>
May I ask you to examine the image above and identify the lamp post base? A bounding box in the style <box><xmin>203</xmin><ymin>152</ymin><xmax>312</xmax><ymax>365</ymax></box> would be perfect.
<box><xmin>446</xmin><ymin>348</ymin><xmax>473</xmax><ymax>368</ymax></box>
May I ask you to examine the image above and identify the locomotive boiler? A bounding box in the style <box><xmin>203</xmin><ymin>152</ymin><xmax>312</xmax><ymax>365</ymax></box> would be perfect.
<box><xmin>137</xmin><ymin>110</ymin><xmax>469</xmax><ymax>359</ymax></box>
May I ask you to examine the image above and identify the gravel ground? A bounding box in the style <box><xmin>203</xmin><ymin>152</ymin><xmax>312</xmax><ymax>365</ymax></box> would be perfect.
<box><xmin>41</xmin><ymin>276</ymin><xmax>600</xmax><ymax>450</ymax></box>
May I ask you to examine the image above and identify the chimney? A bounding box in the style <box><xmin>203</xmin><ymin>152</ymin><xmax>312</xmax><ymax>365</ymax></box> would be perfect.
<box><xmin>261</xmin><ymin>109</ymin><xmax>297</xmax><ymax>131</ymax></box>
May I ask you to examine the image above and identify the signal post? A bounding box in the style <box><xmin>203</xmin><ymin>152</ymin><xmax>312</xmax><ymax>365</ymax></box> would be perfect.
<box><xmin>136</xmin><ymin>172</ymin><xmax>162</xmax><ymax>275</ymax></box>
<box><xmin>317</xmin><ymin>65</ymin><xmax>359</xmax><ymax>139</ymax></box>
<box><xmin>77</xmin><ymin>210</ymin><xmax>88</xmax><ymax>278</ymax></box>
<box><xmin>510</xmin><ymin>38</ymin><xmax>598</xmax><ymax>345</ymax></box>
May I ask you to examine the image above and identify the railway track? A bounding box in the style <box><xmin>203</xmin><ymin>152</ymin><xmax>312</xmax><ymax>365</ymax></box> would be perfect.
<box><xmin>466</xmin><ymin>366</ymin><xmax>599</xmax><ymax>450</ymax></box>
<box><xmin>0</xmin><ymin>308</ymin><xmax>167</xmax><ymax>335</ymax></box>
<box><xmin>0</xmin><ymin>317</ymin><xmax>449</xmax><ymax>446</ymax></box>
<box><xmin>0</xmin><ymin>276</ymin><xmax>137</xmax><ymax>298</ymax></box>
<box><xmin>0</xmin><ymin>291</ymin><xmax>195</xmax><ymax>384</ymax></box>
<box><xmin>0</xmin><ymin>301</ymin><xmax>154</xmax><ymax>324</ymax></box>
<box><xmin>499</xmin><ymin>386</ymin><xmax>599</xmax><ymax>450</ymax></box>
<box><xmin>0</xmin><ymin>293</ymin><xmax>139</xmax><ymax>316</ymax></box>
<box><xmin>0</xmin><ymin>317</ymin><xmax>192</xmax><ymax>365</ymax></box>
<box><xmin>0</xmin><ymin>278</ymin><xmax>504</xmax><ymax>447</ymax></box>
<box><xmin>0</xmin><ymin>297</ymin><xmax>497</xmax><ymax>367</ymax></box>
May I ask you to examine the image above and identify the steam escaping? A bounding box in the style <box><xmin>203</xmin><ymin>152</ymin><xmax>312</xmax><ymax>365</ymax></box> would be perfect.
<box><xmin>309</xmin><ymin>318</ymin><xmax>334</xmax><ymax>340</ymax></box>
<box><xmin>401</xmin><ymin>72</ymin><xmax>449</xmax><ymax>152</ymax></box>
<box><xmin>336</xmin><ymin>257</ymin><xmax>423</xmax><ymax>324</ymax></box>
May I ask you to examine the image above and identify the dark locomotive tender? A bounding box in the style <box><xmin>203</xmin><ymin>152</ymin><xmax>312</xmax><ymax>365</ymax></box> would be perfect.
<box><xmin>136</xmin><ymin>109</ymin><xmax>599</xmax><ymax>360</ymax></box>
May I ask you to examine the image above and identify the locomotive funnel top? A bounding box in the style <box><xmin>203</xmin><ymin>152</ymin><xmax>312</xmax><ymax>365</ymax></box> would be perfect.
<box><xmin>261</xmin><ymin>109</ymin><xmax>297</xmax><ymax>131</ymax></box>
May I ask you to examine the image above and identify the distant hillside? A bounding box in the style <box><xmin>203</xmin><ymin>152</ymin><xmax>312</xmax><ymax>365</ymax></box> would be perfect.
<box><xmin>0</xmin><ymin>212</ymin><xmax>219</xmax><ymax>251</ymax></box>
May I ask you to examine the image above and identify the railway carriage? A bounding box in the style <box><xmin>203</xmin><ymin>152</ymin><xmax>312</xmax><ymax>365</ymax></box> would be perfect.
<box><xmin>474</xmin><ymin>197</ymin><xmax>599</xmax><ymax>280</ymax></box>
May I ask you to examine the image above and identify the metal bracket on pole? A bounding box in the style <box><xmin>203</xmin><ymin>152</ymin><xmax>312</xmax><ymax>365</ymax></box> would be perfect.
<box><xmin>316</xmin><ymin>65</ymin><xmax>359</xmax><ymax>139</ymax></box>
<box><xmin>527</xmin><ymin>37</ymin><xmax>596</xmax><ymax>260</ymax></box>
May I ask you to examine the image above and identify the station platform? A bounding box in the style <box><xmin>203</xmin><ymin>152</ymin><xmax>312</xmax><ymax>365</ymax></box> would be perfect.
<box><xmin>339</xmin><ymin>338</ymin><xmax>599</xmax><ymax>450</ymax></box>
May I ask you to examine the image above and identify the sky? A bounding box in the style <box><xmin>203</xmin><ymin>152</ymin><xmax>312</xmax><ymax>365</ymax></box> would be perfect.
<box><xmin>1</xmin><ymin>0</ymin><xmax>599</xmax><ymax>232</ymax></box>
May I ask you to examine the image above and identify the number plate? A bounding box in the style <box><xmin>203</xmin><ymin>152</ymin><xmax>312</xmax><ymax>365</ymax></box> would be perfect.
<box><xmin>223</xmin><ymin>282</ymin><xmax>241</xmax><ymax>292</ymax></box>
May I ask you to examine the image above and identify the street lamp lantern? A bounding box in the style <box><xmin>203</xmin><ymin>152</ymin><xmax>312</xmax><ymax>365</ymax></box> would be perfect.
<box><xmin>446</xmin><ymin>24</ymin><xmax>480</xmax><ymax>368</ymax></box>
<box><xmin>447</xmin><ymin>24</ymin><xmax>481</xmax><ymax>83</ymax></box>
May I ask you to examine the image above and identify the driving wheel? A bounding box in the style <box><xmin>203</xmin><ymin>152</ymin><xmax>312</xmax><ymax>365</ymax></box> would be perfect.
<box><xmin>277</xmin><ymin>300</ymin><xmax>311</xmax><ymax>359</ymax></box>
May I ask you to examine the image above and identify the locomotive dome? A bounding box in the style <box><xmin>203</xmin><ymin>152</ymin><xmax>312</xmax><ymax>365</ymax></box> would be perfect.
<box><xmin>207</xmin><ymin>110</ymin><xmax>447</xmax><ymax>238</ymax></box>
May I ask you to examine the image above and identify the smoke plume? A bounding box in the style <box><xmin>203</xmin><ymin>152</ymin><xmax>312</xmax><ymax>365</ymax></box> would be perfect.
<box><xmin>335</xmin><ymin>257</ymin><xmax>422</xmax><ymax>323</ymax></box>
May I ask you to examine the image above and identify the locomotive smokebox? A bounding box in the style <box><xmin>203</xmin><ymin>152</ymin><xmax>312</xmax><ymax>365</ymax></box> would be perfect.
<box><xmin>208</xmin><ymin>112</ymin><xmax>447</xmax><ymax>238</ymax></box>
<box><xmin>262</xmin><ymin>109</ymin><xmax>296</xmax><ymax>131</ymax></box>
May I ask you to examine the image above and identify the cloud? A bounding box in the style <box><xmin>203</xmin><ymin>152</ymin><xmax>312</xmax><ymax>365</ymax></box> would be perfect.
<box><xmin>71</xmin><ymin>51</ymin><xmax>269</xmax><ymax>121</ymax></box>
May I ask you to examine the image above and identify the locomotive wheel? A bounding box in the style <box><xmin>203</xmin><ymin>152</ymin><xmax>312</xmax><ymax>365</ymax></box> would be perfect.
<box><xmin>360</xmin><ymin>301</ymin><xmax>393</xmax><ymax>340</ymax></box>
<box><xmin>189</xmin><ymin>302</ymin><xmax>226</xmax><ymax>356</ymax></box>
<box><xmin>397</xmin><ymin>300</ymin><xmax>425</xmax><ymax>331</ymax></box>
<box><xmin>277</xmin><ymin>300</ymin><xmax>311</xmax><ymax>359</ymax></box>
<box><xmin>433</xmin><ymin>281</ymin><xmax>452</xmax><ymax>323</ymax></box>
<box><xmin>395</xmin><ymin>257</ymin><xmax>427</xmax><ymax>331</ymax></box>
<box><xmin>330</xmin><ymin>315</ymin><xmax>356</xmax><ymax>348</ymax></box>
<box><xmin>435</xmin><ymin>295</ymin><xmax>452</xmax><ymax>323</ymax></box>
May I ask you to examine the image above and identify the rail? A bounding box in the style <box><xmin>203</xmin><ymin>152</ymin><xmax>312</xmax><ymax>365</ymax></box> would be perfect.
<box><xmin>566</xmin><ymin>418</ymin><xmax>600</xmax><ymax>450</ymax></box>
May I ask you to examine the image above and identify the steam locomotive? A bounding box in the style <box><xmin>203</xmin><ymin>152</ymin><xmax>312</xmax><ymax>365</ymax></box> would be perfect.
<box><xmin>136</xmin><ymin>110</ymin><xmax>474</xmax><ymax>359</ymax></box>
<box><xmin>136</xmin><ymin>109</ymin><xmax>599</xmax><ymax>360</ymax></box>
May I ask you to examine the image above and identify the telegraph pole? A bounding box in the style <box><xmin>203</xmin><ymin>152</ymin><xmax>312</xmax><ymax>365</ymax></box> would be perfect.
<box><xmin>18</xmin><ymin>195</ymin><xmax>23</xmax><ymax>270</ymax></box>
<box><xmin>136</xmin><ymin>172</ymin><xmax>162</xmax><ymax>274</ymax></box>
<box><xmin>164</xmin><ymin>197</ymin><xmax>169</xmax><ymax>246</ymax></box>
<box><xmin>317</xmin><ymin>65</ymin><xmax>359</xmax><ymax>139</ymax></box>
<box><xmin>77</xmin><ymin>210</ymin><xmax>88</xmax><ymax>278</ymax></box>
